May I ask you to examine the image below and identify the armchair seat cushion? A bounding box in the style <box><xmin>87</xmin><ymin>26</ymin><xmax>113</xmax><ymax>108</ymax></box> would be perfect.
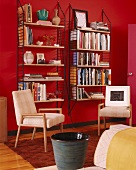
<box><xmin>99</xmin><ymin>106</ymin><xmax>130</xmax><ymax>117</ymax></box>
<box><xmin>23</xmin><ymin>113</ymin><xmax>64</xmax><ymax>128</ymax></box>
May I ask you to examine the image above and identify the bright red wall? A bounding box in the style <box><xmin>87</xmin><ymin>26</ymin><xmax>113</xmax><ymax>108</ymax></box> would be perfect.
<box><xmin>0</xmin><ymin>0</ymin><xmax>136</xmax><ymax>131</ymax></box>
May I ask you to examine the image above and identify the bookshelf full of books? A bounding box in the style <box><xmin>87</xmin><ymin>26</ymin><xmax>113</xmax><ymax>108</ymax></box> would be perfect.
<box><xmin>17</xmin><ymin>0</ymin><xmax>66</xmax><ymax>104</ymax></box>
<box><xmin>69</xmin><ymin>6</ymin><xmax>111</xmax><ymax>102</ymax></box>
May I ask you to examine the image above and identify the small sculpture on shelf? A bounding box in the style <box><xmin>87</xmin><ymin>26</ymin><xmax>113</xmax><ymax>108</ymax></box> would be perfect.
<box><xmin>52</xmin><ymin>9</ymin><xmax>60</xmax><ymax>25</ymax></box>
<box><xmin>42</xmin><ymin>34</ymin><xmax>55</xmax><ymax>46</ymax></box>
<box><xmin>37</xmin><ymin>9</ymin><xmax>48</xmax><ymax>21</ymax></box>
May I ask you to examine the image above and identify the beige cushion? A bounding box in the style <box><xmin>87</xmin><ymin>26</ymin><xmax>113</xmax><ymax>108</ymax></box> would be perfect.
<box><xmin>94</xmin><ymin>124</ymin><xmax>130</xmax><ymax>169</ymax></box>
<box><xmin>99</xmin><ymin>106</ymin><xmax>130</xmax><ymax>117</ymax></box>
<box><xmin>23</xmin><ymin>113</ymin><xmax>64</xmax><ymax>128</ymax></box>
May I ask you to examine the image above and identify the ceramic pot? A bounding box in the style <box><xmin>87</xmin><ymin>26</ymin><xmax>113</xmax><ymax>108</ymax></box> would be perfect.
<box><xmin>52</xmin><ymin>9</ymin><xmax>60</xmax><ymax>25</ymax></box>
<box><xmin>51</xmin><ymin>132</ymin><xmax>90</xmax><ymax>170</ymax></box>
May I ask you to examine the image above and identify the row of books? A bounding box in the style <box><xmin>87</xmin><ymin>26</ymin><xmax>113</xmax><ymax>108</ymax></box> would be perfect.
<box><xmin>73</xmin><ymin>52</ymin><xmax>109</xmax><ymax>66</ymax></box>
<box><xmin>70</xmin><ymin>29</ymin><xmax>110</xmax><ymax>51</ymax></box>
<box><xmin>18</xmin><ymin>26</ymin><xmax>33</xmax><ymax>46</ymax></box>
<box><xmin>18</xmin><ymin>82</ymin><xmax>46</xmax><ymax>101</ymax></box>
<box><xmin>71</xmin><ymin>87</ymin><xmax>105</xmax><ymax>100</ymax></box>
<box><xmin>70</xmin><ymin>67</ymin><xmax>111</xmax><ymax>86</ymax></box>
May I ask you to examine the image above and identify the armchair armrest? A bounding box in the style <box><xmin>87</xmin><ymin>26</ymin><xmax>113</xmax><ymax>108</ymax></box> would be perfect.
<box><xmin>22</xmin><ymin>113</ymin><xmax>44</xmax><ymax>117</ymax></box>
<box><xmin>98</xmin><ymin>103</ymin><xmax>105</xmax><ymax>110</ymax></box>
<box><xmin>38</xmin><ymin>108</ymin><xmax>62</xmax><ymax>114</ymax></box>
<box><xmin>20</xmin><ymin>113</ymin><xmax>46</xmax><ymax>125</ymax></box>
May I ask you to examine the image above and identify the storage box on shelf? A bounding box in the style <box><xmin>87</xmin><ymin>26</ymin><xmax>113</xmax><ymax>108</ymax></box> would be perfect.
<box><xmin>17</xmin><ymin>0</ymin><xmax>66</xmax><ymax>105</ymax></box>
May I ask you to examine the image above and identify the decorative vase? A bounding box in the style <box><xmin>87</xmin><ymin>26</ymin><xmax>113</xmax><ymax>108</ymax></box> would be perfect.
<box><xmin>51</xmin><ymin>132</ymin><xmax>90</xmax><ymax>170</ymax></box>
<box><xmin>24</xmin><ymin>51</ymin><xmax>34</xmax><ymax>64</ymax></box>
<box><xmin>52</xmin><ymin>9</ymin><xmax>60</xmax><ymax>25</ymax></box>
<box><xmin>37</xmin><ymin>9</ymin><xmax>48</xmax><ymax>21</ymax></box>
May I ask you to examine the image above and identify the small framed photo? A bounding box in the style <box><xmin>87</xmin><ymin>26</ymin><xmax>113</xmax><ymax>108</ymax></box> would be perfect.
<box><xmin>73</xmin><ymin>9</ymin><xmax>88</xmax><ymax>28</ymax></box>
<box><xmin>36</xmin><ymin>53</ymin><xmax>45</xmax><ymax>64</ymax></box>
<box><xmin>105</xmin><ymin>86</ymin><xmax>130</xmax><ymax>106</ymax></box>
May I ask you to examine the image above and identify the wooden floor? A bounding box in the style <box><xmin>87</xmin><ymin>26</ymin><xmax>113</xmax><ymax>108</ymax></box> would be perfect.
<box><xmin>0</xmin><ymin>122</ymin><xmax>121</xmax><ymax>170</ymax></box>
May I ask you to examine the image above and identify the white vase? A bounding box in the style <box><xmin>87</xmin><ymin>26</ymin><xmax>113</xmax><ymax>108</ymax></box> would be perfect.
<box><xmin>24</xmin><ymin>51</ymin><xmax>34</xmax><ymax>64</ymax></box>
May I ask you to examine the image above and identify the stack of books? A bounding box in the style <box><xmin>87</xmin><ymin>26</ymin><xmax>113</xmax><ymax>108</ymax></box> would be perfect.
<box><xmin>48</xmin><ymin>60</ymin><xmax>61</xmax><ymax>64</ymax></box>
<box><xmin>45</xmin><ymin>72</ymin><xmax>62</xmax><ymax>80</ymax></box>
<box><xmin>24</xmin><ymin>74</ymin><xmax>44</xmax><ymax>81</ymax></box>
<box><xmin>36</xmin><ymin>20</ymin><xmax>52</xmax><ymax>25</ymax></box>
<box><xmin>90</xmin><ymin>22</ymin><xmax>109</xmax><ymax>31</ymax></box>
<box><xmin>89</xmin><ymin>92</ymin><xmax>105</xmax><ymax>99</ymax></box>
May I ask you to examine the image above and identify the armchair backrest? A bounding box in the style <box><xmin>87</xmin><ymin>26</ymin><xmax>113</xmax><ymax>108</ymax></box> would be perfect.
<box><xmin>12</xmin><ymin>89</ymin><xmax>37</xmax><ymax>125</ymax></box>
<box><xmin>105</xmin><ymin>86</ymin><xmax>130</xmax><ymax>107</ymax></box>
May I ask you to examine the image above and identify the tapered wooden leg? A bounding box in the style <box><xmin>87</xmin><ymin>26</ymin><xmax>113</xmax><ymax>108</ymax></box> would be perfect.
<box><xmin>15</xmin><ymin>126</ymin><xmax>21</xmax><ymax>148</ymax></box>
<box><xmin>98</xmin><ymin>115</ymin><xmax>100</xmax><ymax>136</ymax></box>
<box><xmin>104</xmin><ymin>117</ymin><xmax>106</xmax><ymax>129</ymax></box>
<box><xmin>43</xmin><ymin>126</ymin><xmax>47</xmax><ymax>152</ymax></box>
<box><xmin>31</xmin><ymin>127</ymin><xmax>36</xmax><ymax>140</ymax></box>
<box><xmin>60</xmin><ymin>123</ymin><xmax>63</xmax><ymax>132</ymax></box>
<box><xmin>129</xmin><ymin>104</ymin><xmax>132</xmax><ymax>126</ymax></box>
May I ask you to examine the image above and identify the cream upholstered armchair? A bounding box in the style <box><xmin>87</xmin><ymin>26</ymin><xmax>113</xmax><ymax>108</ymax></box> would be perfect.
<box><xmin>12</xmin><ymin>89</ymin><xmax>65</xmax><ymax>152</ymax></box>
<box><xmin>98</xmin><ymin>86</ymin><xmax>132</xmax><ymax>136</ymax></box>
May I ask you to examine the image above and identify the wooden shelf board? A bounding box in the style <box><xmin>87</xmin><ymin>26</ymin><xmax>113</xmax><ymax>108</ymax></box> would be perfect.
<box><xmin>77</xmin><ymin>85</ymin><xmax>107</xmax><ymax>87</ymax></box>
<box><xmin>23</xmin><ymin>45</ymin><xmax>64</xmax><ymax>48</ymax></box>
<box><xmin>77</xmin><ymin>65</ymin><xmax>109</xmax><ymax>68</ymax></box>
<box><xmin>35</xmin><ymin>98</ymin><xmax>64</xmax><ymax>103</ymax></box>
<box><xmin>71</xmin><ymin>48</ymin><xmax>110</xmax><ymax>52</ymax></box>
<box><xmin>23</xmin><ymin>79</ymin><xmax>64</xmax><ymax>82</ymax></box>
<box><xmin>24</xmin><ymin>22</ymin><xmax>65</xmax><ymax>28</ymax></box>
<box><xmin>77</xmin><ymin>27</ymin><xmax>110</xmax><ymax>34</ymax></box>
<box><xmin>23</xmin><ymin>64</ymin><xmax>64</xmax><ymax>66</ymax></box>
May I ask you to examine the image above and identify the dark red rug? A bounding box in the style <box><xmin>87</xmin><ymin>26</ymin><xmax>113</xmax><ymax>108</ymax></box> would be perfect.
<box><xmin>5</xmin><ymin>130</ymin><xmax>100</xmax><ymax>168</ymax></box>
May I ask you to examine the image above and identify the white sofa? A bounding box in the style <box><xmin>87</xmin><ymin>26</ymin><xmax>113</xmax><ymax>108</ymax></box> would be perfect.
<box><xmin>35</xmin><ymin>124</ymin><xmax>130</xmax><ymax>170</ymax></box>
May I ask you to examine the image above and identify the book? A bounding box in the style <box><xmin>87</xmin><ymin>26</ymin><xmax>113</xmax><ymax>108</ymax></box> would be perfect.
<box><xmin>27</xmin><ymin>3</ymin><xmax>32</xmax><ymax>22</ymax></box>
<box><xmin>45</xmin><ymin>76</ymin><xmax>62</xmax><ymax>80</ymax></box>
<box><xmin>47</xmin><ymin>72</ymin><xmax>59</xmax><ymax>76</ymax></box>
<box><xmin>99</xmin><ymin>61</ymin><xmax>109</xmax><ymax>66</ymax></box>
<box><xmin>36</xmin><ymin>20</ymin><xmax>52</xmax><ymax>25</ymax></box>
<box><xmin>48</xmin><ymin>60</ymin><xmax>61</xmax><ymax>64</ymax></box>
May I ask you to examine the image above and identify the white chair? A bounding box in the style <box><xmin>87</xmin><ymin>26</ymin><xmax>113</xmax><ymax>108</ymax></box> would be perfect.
<box><xmin>12</xmin><ymin>89</ymin><xmax>65</xmax><ymax>152</ymax></box>
<box><xmin>98</xmin><ymin>86</ymin><xmax>132</xmax><ymax>136</ymax></box>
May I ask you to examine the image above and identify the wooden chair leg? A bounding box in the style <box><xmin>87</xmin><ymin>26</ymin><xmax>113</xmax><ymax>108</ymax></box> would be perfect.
<box><xmin>129</xmin><ymin>117</ymin><xmax>132</xmax><ymax>126</ymax></box>
<box><xmin>104</xmin><ymin>117</ymin><xmax>106</xmax><ymax>129</ymax></box>
<box><xmin>31</xmin><ymin>127</ymin><xmax>36</xmax><ymax>140</ymax></box>
<box><xmin>60</xmin><ymin>123</ymin><xmax>63</xmax><ymax>132</ymax></box>
<box><xmin>129</xmin><ymin>105</ymin><xmax>132</xmax><ymax>126</ymax></box>
<box><xmin>15</xmin><ymin>126</ymin><xmax>21</xmax><ymax>148</ymax></box>
<box><xmin>98</xmin><ymin>115</ymin><xmax>100</xmax><ymax>136</ymax></box>
<box><xmin>43</xmin><ymin>126</ymin><xmax>47</xmax><ymax>152</ymax></box>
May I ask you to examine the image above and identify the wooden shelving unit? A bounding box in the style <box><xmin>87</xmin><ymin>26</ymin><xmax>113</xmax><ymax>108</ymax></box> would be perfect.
<box><xmin>17</xmin><ymin>0</ymin><xmax>66</xmax><ymax>106</ymax></box>
<box><xmin>68</xmin><ymin>5</ymin><xmax>111</xmax><ymax>114</ymax></box>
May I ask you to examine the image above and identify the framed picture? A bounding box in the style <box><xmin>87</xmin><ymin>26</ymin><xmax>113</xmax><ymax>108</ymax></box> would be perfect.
<box><xmin>73</xmin><ymin>9</ymin><xmax>88</xmax><ymax>28</ymax></box>
<box><xmin>36</xmin><ymin>53</ymin><xmax>45</xmax><ymax>64</ymax></box>
<box><xmin>105</xmin><ymin>86</ymin><xmax>130</xmax><ymax>106</ymax></box>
